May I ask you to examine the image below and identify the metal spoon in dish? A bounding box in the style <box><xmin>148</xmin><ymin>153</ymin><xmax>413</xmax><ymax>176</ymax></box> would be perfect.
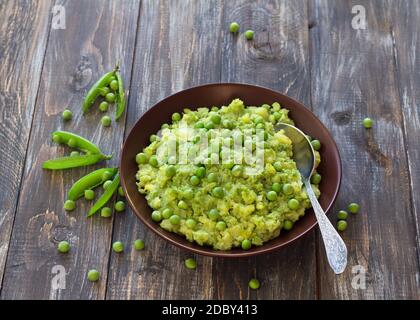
<box><xmin>275</xmin><ymin>123</ymin><xmax>347</xmax><ymax>274</ymax></box>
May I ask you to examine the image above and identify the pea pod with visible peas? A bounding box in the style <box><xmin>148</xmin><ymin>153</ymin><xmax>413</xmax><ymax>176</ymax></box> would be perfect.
<box><xmin>67</xmin><ymin>167</ymin><xmax>118</xmax><ymax>201</ymax></box>
<box><xmin>82</xmin><ymin>67</ymin><xmax>118</xmax><ymax>114</ymax></box>
<box><xmin>115</xmin><ymin>70</ymin><xmax>125</xmax><ymax>121</ymax></box>
<box><xmin>87</xmin><ymin>173</ymin><xmax>120</xmax><ymax>217</ymax></box>
<box><xmin>51</xmin><ymin>131</ymin><xmax>102</xmax><ymax>154</ymax></box>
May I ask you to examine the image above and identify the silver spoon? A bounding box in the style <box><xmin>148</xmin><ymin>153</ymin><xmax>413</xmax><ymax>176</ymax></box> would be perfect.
<box><xmin>276</xmin><ymin>123</ymin><xmax>347</xmax><ymax>274</ymax></box>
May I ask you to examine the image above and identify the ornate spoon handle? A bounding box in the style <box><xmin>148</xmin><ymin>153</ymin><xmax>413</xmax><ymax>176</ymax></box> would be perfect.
<box><xmin>304</xmin><ymin>179</ymin><xmax>348</xmax><ymax>274</ymax></box>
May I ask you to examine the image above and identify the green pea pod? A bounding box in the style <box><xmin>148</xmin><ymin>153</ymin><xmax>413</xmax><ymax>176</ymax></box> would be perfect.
<box><xmin>115</xmin><ymin>70</ymin><xmax>125</xmax><ymax>121</ymax></box>
<box><xmin>82</xmin><ymin>69</ymin><xmax>116</xmax><ymax>114</ymax></box>
<box><xmin>52</xmin><ymin>131</ymin><xmax>102</xmax><ymax>154</ymax></box>
<box><xmin>87</xmin><ymin>173</ymin><xmax>120</xmax><ymax>217</ymax></box>
<box><xmin>42</xmin><ymin>153</ymin><xmax>111</xmax><ymax>170</ymax></box>
<box><xmin>67</xmin><ymin>167</ymin><xmax>118</xmax><ymax>201</ymax></box>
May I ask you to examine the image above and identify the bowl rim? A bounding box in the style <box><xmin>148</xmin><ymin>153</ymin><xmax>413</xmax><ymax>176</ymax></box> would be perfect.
<box><xmin>120</xmin><ymin>82</ymin><xmax>342</xmax><ymax>258</ymax></box>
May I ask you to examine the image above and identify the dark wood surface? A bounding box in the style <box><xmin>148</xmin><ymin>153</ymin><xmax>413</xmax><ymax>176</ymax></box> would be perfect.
<box><xmin>0</xmin><ymin>0</ymin><xmax>418</xmax><ymax>300</ymax></box>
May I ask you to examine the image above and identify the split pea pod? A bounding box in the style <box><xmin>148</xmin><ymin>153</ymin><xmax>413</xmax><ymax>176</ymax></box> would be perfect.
<box><xmin>67</xmin><ymin>167</ymin><xmax>118</xmax><ymax>201</ymax></box>
<box><xmin>115</xmin><ymin>70</ymin><xmax>125</xmax><ymax>121</ymax></box>
<box><xmin>82</xmin><ymin>68</ymin><xmax>117</xmax><ymax>114</ymax></box>
<box><xmin>52</xmin><ymin>131</ymin><xmax>102</xmax><ymax>154</ymax></box>
<box><xmin>42</xmin><ymin>153</ymin><xmax>111</xmax><ymax>170</ymax></box>
<box><xmin>88</xmin><ymin>173</ymin><xmax>120</xmax><ymax>217</ymax></box>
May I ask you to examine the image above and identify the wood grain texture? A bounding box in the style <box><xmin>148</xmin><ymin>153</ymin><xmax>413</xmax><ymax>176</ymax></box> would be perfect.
<box><xmin>105</xmin><ymin>0</ymin><xmax>224</xmax><ymax>300</ymax></box>
<box><xmin>390</xmin><ymin>0</ymin><xmax>420</xmax><ymax>266</ymax></box>
<box><xmin>1</xmin><ymin>0</ymin><xmax>140</xmax><ymax>299</ymax></box>
<box><xmin>0</xmin><ymin>0</ymin><xmax>53</xmax><ymax>291</ymax></box>
<box><xmin>309</xmin><ymin>0</ymin><xmax>420</xmax><ymax>299</ymax></box>
<box><xmin>215</xmin><ymin>0</ymin><xmax>316</xmax><ymax>300</ymax></box>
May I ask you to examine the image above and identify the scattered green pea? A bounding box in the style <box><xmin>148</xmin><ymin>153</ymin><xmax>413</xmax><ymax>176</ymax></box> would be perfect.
<box><xmin>245</xmin><ymin>30</ymin><xmax>254</xmax><ymax>40</ymax></box>
<box><xmin>162</xmin><ymin>208</ymin><xmax>173</xmax><ymax>219</ymax></box>
<box><xmin>62</xmin><ymin>109</ymin><xmax>73</xmax><ymax>121</ymax></box>
<box><xmin>311</xmin><ymin>173</ymin><xmax>322</xmax><ymax>184</ymax></box>
<box><xmin>134</xmin><ymin>239</ymin><xmax>145</xmax><ymax>250</ymax></box>
<box><xmin>241</xmin><ymin>239</ymin><xmax>251</xmax><ymax>250</ymax></box>
<box><xmin>57</xmin><ymin>240</ymin><xmax>70</xmax><ymax>253</ymax></box>
<box><xmin>288</xmin><ymin>198</ymin><xmax>300</xmax><ymax>210</ymax></box>
<box><xmin>337</xmin><ymin>220</ymin><xmax>347</xmax><ymax>231</ymax></box>
<box><xmin>195</xmin><ymin>166</ymin><xmax>206</xmax><ymax>178</ymax></box>
<box><xmin>337</xmin><ymin>210</ymin><xmax>348</xmax><ymax>220</ymax></box>
<box><xmin>84</xmin><ymin>189</ymin><xmax>95</xmax><ymax>201</ymax></box>
<box><xmin>273</xmin><ymin>161</ymin><xmax>282</xmax><ymax>171</ymax></box>
<box><xmin>208</xmin><ymin>208</ymin><xmax>220</xmax><ymax>220</ymax></box>
<box><xmin>87</xmin><ymin>269</ymin><xmax>100</xmax><ymax>282</ymax></box>
<box><xmin>231</xmin><ymin>165</ymin><xmax>242</xmax><ymax>177</ymax></box>
<box><xmin>205</xmin><ymin>121</ymin><xmax>215</xmax><ymax>130</ymax></box>
<box><xmin>70</xmin><ymin>151</ymin><xmax>80</xmax><ymax>157</ymax></box>
<box><xmin>190</xmin><ymin>175</ymin><xmax>200</xmax><ymax>186</ymax></box>
<box><xmin>136</xmin><ymin>152</ymin><xmax>148</xmax><ymax>164</ymax></box>
<box><xmin>64</xmin><ymin>199</ymin><xmax>75</xmax><ymax>211</ymax></box>
<box><xmin>115</xmin><ymin>201</ymin><xmax>125</xmax><ymax>212</ymax></box>
<box><xmin>348</xmin><ymin>203</ymin><xmax>360</xmax><ymax>214</ymax></box>
<box><xmin>311</xmin><ymin>139</ymin><xmax>321</xmax><ymax>151</ymax></box>
<box><xmin>283</xmin><ymin>220</ymin><xmax>293</xmax><ymax>231</ymax></box>
<box><xmin>178</xmin><ymin>200</ymin><xmax>188</xmax><ymax>210</ymax></box>
<box><xmin>149</xmin><ymin>155</ymin><xmax>159</xmax><ymax>167</ymax></box>
<box><xmin>172</xmin><ymin>112</ymin><xmax>181</xmax><ymax>121</ymax></box>
<box><xmin>282</xmin><ymin>183</ymin><xmax>294</xmax><ymax>195</ymax></box>
<box><xmin>212</xmin><ymin>186</ymin><xmax>224</xmax><ymax>198</ymax></box>
<box><xmin>210</xmin><ymin>113</ymin><xmax>221</xmax><ymax>124</ymax></box>
<box><xmin>118</xmin><ymin>186</ymin><xmax>125</xmax><ymax>197</ymax></box>
<box><xmin>112</xmin><ymin>241</ymin><xmax>124</xmax><ymax>253</ymax></box>
<box><xmin>216</xmin><ymin>221</ymin><xmax>227</xmax><ymax>231</ymax></box>
<box><xmin>105</xmin><ymin>92</ymin><xmax>116</xmax><ymax>103</ymax></box>
<box><xmin>207</xmin><ymin>172</ymin><xmax>217</xmax><ymax>182</ymax></box>
<box><xmin>186</xmin><ymin>218</ymin><xmax>196</xmax><ymax>229</ymax></box>
<box><xmin>165</xmin><ymin>165</ymin><xmax>177</xmax><ymax>177</ymax></box>
<box><xmin>99</xmin><ymin>101</ymin><xmax>109</xmax><ymax>112</ymax></box>
<box><xmin>103</xmin><ymin>180</ymin><xmax>113</xmax><ymax>190</ymax></box>
<box><xmin>266</xmin><ymin>190</ymin><xmax>277</xmax><ymax>201</ymax></box>
<box><xmin>363</xmin><ymin>117</ymin><xmax>373</xmax><ymax>129</ymax></box>
<box><xmin>101</xmin><ymin>207</ymin><xmax>112</xmax><ymax>218</ymax></box>
<box><xmin>169</xmin><ymin>214</ymin><xmax>181</xmax><ymax>225</ymax></box>
<box><xmin>248</xmin><ymin>278</ymin><xmax>260</xmax><ymax>290</ymax></box>
<box><xmin>110</xmin><ymin>80</ymin><xmax>119</xmax><ymax>91</ymax></box>
<box><xmin>272</xmin><ymin>183</ymin><xmax>282</xmax><ymax>193</ymax></box>
<box><xmin>185</xmin><ymin>258</ymin><xmax>197</xmax><ymax>270</ymax></box>
<box><xmin>229</xmin><ymin>22</ymin><xmax>240</xmax><ymax>33</ymax></box>
<box><xmin>149</xmin><ymin>134</ymin><xmax>159</xmax><ymax>142</ymax></box>
<box><xmin>101</xmin><ymin>115</ymin><xmax>111</xmax><ymax>127</ymax></box>
<box><xmin>152</xmin><ymin>210</ymin><xmax>162</xmax><ymax>222</ymax></box>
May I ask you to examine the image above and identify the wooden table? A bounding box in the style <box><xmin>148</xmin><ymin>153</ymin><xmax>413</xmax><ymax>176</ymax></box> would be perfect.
<box><xmin>0</xmin><ymin>0</ymin><xmax>419</xmax><ymax>300</ymax></box>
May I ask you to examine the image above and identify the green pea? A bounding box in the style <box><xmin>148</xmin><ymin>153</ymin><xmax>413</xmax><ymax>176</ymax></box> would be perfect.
<box><xmin>208</xmin><ymin>208</ymin><xmax>220</xmax><ymax>220</ymax></box>
<box><xmin>67</xmin><ymin>138</ymin><xmax>77</xmax><ymax>148</ymax></box>
<box><xmin>266</xmin><ymin>190</ymin><xmax>277</xmax><ymax>201</ymax></box>
<box><xmin>288</xmin><ymin>198</ymin><xmax>299</xmax><ymax>210</ymax></box>
<box><xmin>222</xmin><ymin>119</ymin><xmax>234</xmax><ymax>129</ymax></box>
<box><xmin>149</xmin><ymin>155</ymin><xmax>159</xmax><ymax>167</ymax></box>
<box><xmin>348</xmin><ymin>203</ymin><xmax>360</xmax><ymax>214</ymax></box>
<box><xmin>110</xmin><ymin>80</ymin><xmax>119</xmax><ymax>91</ymax></box>
<box><xmin>186</xmin><ymin>218</ymin><xmax>196</xmax><ymax>229</ymax></box>
<box><xmin>87</xmin><ymin>269</ymin><xmax>100</xmax><ymax>282</ymax></box>
<box><xmin>162</xmin><ymin>208</ymin><xmax>173</xmax><ymax>219</ymax></box>
<box><xmin>165</xmin><ymin>165</ymin><xmax>177</xmax><ymax>177</ymax></box>
<box><xmin>210</xmin><ymin>113</ymin><xmax>221</xmax><ymax>124</ymax></box>
<box><xmin>190</xmin><ymin>175</ymin><xmax>200</xmax><ymax>186</ymax></box>
<box><xmin>256</xmin><ymin>123</ymin><xmax>265</xmax><ymax>130</ymax></box>
<box><xmin>207</xmin><ymin>172</ymin><xmax>217</xmax><ymax>182</ymax></box>
<box><xmin>241</xmin><ymin>239</ymin><xmax>251</xmax><ymax>250</ymax></box>
<box><xmin>99</xmin><ymin>86</ymin><xmax>110</xmax><ymax>96</ymax></box>
<box><xmin>115</xmin><ymin>201</ymin><xmax>125</xmax><ymax>212</ymax></box>
<box><xmin>169</xmin><ymin>214</ymin><xmax>181</xmax><ymax>225</ymax></box>
<box><xmin>103</xmin><ymin>180</ymin><xmax>113</xmax><ymax>190</ymax></box>
<box><xmin>272</xmin><ymin>102</ymin><xmax>281</xmax><ymax>109</ymax></box>
<box><xmin>245</xmin><ymin>30</ymin><xmax>254</xmax><ymax>40</ymax></box>
<box><xmin>84</xmin><ymin>189</ymin><xmax>95</xmax><ymax>201</ymax></box>
<box><xmin>62</xmin><ymin>109</ymin><xmax>72</xmax><ymax>121</ymax></box>
<box><xmin>337</xmin><ymin>210</ymin><xmax>348</xmax><ymax>220</ymax></box>
<box><xmin>337</xmin><ymin>220</ymin><xmax>347</xmax><ymax>231</ymax></box>
<box><xmin>363</xmin><ymin>117</ymin><xmax>373</xmax><ymax>129</ymax></box>
<box><xmin>52</xmin><ymin>134</ymin><xmax>62</xmax><ymax>144</ymax></box>
<box><xmin>112</xmin><ymin>241</ymin><xmax>124</xmax><ymax>253</ymax></box>
<box><xmin>172</xmin><ymin>112</ymin><xmax>181</xmax><ymax>121</ymax></box>
<box><xmin>311</xmin><ymin>139</ymin><xmax>321</xmax><ymax>151</ymax></box>
<box><xmin>231</xmin><ymin>165</ymin><xmax>242</xmax><ymax>177</ymax></box>
<box><xmin>152</xmin><ymin>210</ymin><xmax>162</xmax><ymax>222</ymax></box>
<box><xmin>149</xmin><ymin>134</ymin><xmax>159</xmax><ymax>142</ymax></box>
<box><xmin>99</xmin><ymin>101</ymin><xmax>109</xmax><ymax>112</ymax></box>
<box><xmin>118</xmin><ymin>186</ymin><xmax>125</xmax><ymax>197</ymax></box>
<box><xmin>161</xmin><ymin>123</ymin><xmax>169</xmax><ymax>129</ymax></box>
<box><xmin>194</xmin><ymin>122</ymin><xmax>204</xmax><ymax>129</ymax></box>
<box><xmin>105</xmin><ymin>92</ymin><xmax>116</xmax><ymax>103</ymax></box>
<box><xmin>282</xmin><ymin>183</ymin><xmax>294</xmax><ymax>195</ymax></box>
<box><xmin>216</xmin><ymin>221</ymin><xmax>227</xmax><ymax>231</ymax></box>
<box><xmin>273</xmin><ymin>111</ymin><xmax>281</xmax><ymax>121</ymax></box>
<box><xmin>134</xmin><ymin>239</ymin><xmax>145</xmax><ymax>251</ymax></box>
<box><xmin>248</xmin><ymin>278</ymin><xmax>260</xmax><ymax>290</ymax></box>
<box><xmin>283</xmin><ymin>220</ymin><xmax>293</xmax><ymax>231</ymax></box>
<box><xmin>311</xmin><ymin>173</ymin><xmax>322</xmax><ymax>184</ymax></box>
<box><xmin>101</xmin><ymin>207</ymin><xmax>112</xmax><ymax>218</ymax></box>
<box><xmin>136</xmin><ymin>152</ymin><xmax>148</xmax><ymax>164</ymax></box>
<box><xmin>273</xmin><ymin>161</ymin><xmax>282</xmax><ymax>171</ymax></box>
<box><xmin>70</xmin><ymin>151</ymin><xmax>80</xmax><ymax>157</ymax></box>
<box><xmin>57</xmin><ymin>241</ymin><xmax>70</xmax><ymax>253</ymax></box>
<box><xmin>253</xmin><ymin>115</ymin><xmax>264</xmax><ymax>124</ymax></box>
<box><xmin>185</xmin><ymin>258</ymin><xmax>197</xmax><ymax>270</ymax></box>
<box><xmin>183</xmin><ymin>188</ymin><xmax>194</xmax><ymax>200</ymax></box>
<box><xmin>101</xmin><ymin>115</ymin><xmax>111</xmax><ymax>127</ymax></box>
<box><xmin>178</xmin><ymin>200</ymin><xmax>188</xmax><ymax>210</ymax></box>
<box><xmin>64</xmin><ymin>200</ymin><xmax>75</xmax><ymax>211</ymax></box>
<box><xmin>212</xmin><ymin>186</ymin><xmax>224</xmax><ymax>198</ymax></box>
<box><xmin>229</xmin><ymin>22</ymin><xmax>240</xmax><ymax>33</ymax></box>
<box><xmin>195</xmin><ymin>166</ymin><xmax>206</xmax><ymax>178</ymax></box>
<box><xmin>109</xmin><ymin>75</ymin><xmax>117</xmax><ymax>82</ymax></box>
<box><xmin>272</xmin><ymin>183</ymin><xmax>282</xmax><ymax>193</ymax></box>
<box><xmin>102</xmin><ymin>170</ymin><xmax>114</xmax><ymax>180</ymax></box>
<box><xmin>205</xmin><ymin>121</ymin><xmax>215</xmax><ymax>130</ymax></box>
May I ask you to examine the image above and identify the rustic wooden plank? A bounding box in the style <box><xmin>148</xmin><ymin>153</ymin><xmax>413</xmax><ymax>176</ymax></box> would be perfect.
<box><xmin>390</xmin><ymin>0</ymin><xmax>420</xmax><ymax>269</ymax></box>
<box><xmin>309</xmin><ymin>0</ymin><xmax>420</xmax><ymax>299</ymax></box>
<box><xmin>105</xmin><ymin>0</ymin><xmax>224</xmax><ymax>300</ymax></box>
<box><xmin>1</xmin><ymin>0</ymin><xmax>140</xmax><ymax>299</ymax></box>
<box><xmin>216</xmin><ymin>0</ymin><xmax>316</xmax><ymax>299</ymax></box>
<box><xmin>0</xmin><ymin>0</ymin><xmax>53</xmax><ymax>292</ymax></box>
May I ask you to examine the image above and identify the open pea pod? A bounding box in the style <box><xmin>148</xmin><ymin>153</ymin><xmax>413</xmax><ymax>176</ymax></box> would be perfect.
<box><xmin>67</xmin><ymin>167</ymin><xmax>118</xmax><ymax>201</ymax></box>
<box><xmin>42</xmin><ymin>153</ymin><xmax>111</xmax><ymax>170</ymax></box>
<box><xmin>115</xmin><ymin>70</ymin><xmax>125</xmax><ymax>121</ymax></box>
<box><xmin>87</xmin><ymin>173</ymin><xmax>120</xmax><ymax>217</ymax></box>
<box><xmin>52</xmin><ymin>131</ymin><xmax>102</xmax><ymax>154</ymax></box>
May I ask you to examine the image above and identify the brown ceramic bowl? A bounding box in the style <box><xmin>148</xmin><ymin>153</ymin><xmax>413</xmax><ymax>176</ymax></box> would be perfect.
<box><xmin>120</xmin><ymin>83</ymin><xmax>341</xmax><ymax>258</ymax></box>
